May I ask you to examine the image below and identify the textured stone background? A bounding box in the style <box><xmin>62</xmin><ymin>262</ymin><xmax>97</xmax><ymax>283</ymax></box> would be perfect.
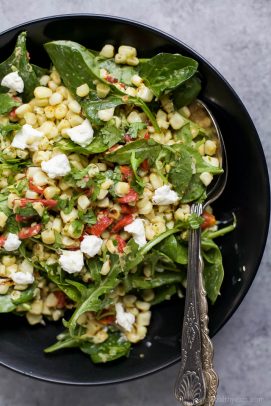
<box><xmin>0</xmin><ymin>1</ymin><xmax>270</xmax><ymax>405</ymax></box>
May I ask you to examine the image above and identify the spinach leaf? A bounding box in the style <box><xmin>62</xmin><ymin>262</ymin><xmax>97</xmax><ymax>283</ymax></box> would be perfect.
<box><xmin>139</xmin><ymin>53</ymin><xmax>198</xmax><ymax>97</ymax></box>
<box><xmin>172</xmin><ymin>76</ymin><xmax>201</xmax><ymax>109</ymax></box>
<box><xmin>86</xmin><ymin>257</ymin><xmax>102</xmax><ymax>286</ymax></box>
<box><xmin>0</xmin><ymin>32</ymin><xmax>39</xmax><ymax>101</ymax></box>
<box><xmin>44</xmin><ymin>40</ymin><xmax>100</xmax><ymax>93</ymax></box>
<box><xmin>82</xmin><ymin>93</ymin><xmax>124</xmax><ymax>125</ymax></box>
<box><xmin>44</xmin><ymin>336</ymin><xmax>80</xmax><ymax>353</ymax></box>
<box><xmin>126</xmin><ymin>271</ymin><xmax>184</xmax><ymax>290</ymax></box>
<box><xmin>0</xmin><ymin>94</ymin><xmax>20</xmax><ymax>114</ymax></box>
<box><xmin>130</xmin><ymin>151</ymin><xmax>145</xmax><ymax>190</ymax></box>
<box><xmin>80</xmin><ymin>332</ymin><xmax>131</xmax><ymax>363</ymax></box>
<box><xmin>202</xmin><ymin>238</ymin><xmax>224</xmax><ymax>304</ymax></box>
<box><xmin>99</xmin><ymin>58</ymin><xmax>137</xmax><ymax>85</ymax></box>
<box><xmin>182</xmin><ymin>174</ymin><xmax>206</xmax><ymax>203</ymax></box>
<box><xmin>105</xmin><ymin>139</ymin><xmax>161</xmax><ymax>165</ymax></box>
<box><xmin>157</xmin><ymin>235</ymin><xmax>188</xmax><ymax>264</ymax></box>
<box><xmin>168</xmin><ymin>147</ymin><xmax>193</xmax><ymax>196</ymax></box>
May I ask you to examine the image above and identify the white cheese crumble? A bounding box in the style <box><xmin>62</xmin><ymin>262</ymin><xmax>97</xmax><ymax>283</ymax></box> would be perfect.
<box><xmin>80</xmin><ymin>235</ymin><xmax>103</xmax><ymax>257</ymax></box>
<box><xmin>41</xmin><ymin>154</ymin><xmax>71</xmax><ymax>178</ymax></box>
<box><xmin>11</xmin><ymin>124</ymin><xmax>43</xmax><ymax>151</ymax></box>
<box><xmin>66</xmin><ymin>119</ymin><xmax>94</xmax><ymax>147</ymax></box>
<box><xmin>1</xmin><ymin>71</ymin><xmax>24</xmax><ymax>93</ymax></box>
<box><xmin>115</xmin><ymin>302</ymin><xmax>135</xmax><ymax>332</ymax></box>
<box><xmin>10</xmin><ymin>271</ymin><xmax>34</xmax><ymax>285</ymax></box>
<box><xmin>3</xmin><ymin>233</ymin><xmax>21</xmax><ymax>251</ymax></box>
<box><xmin>152</xmin><ymin>185</ymin><xmax>179</xmax><ymax>205</ymax></box>
<box><xmin>59</xmin><ymin>250</ymin><xmax>84</xmax><ymax>274</ymax></box>
<box><xmin>124</xmin><ymin>218</ymin><xmax>146</xmax><ymax>247</ymax></box>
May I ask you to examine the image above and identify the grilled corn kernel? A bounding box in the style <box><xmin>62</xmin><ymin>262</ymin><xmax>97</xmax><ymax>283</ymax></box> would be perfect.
<box><xmin>198</xmin><ymin>144</ymin><xmax>205</xmax><ymax>156</ymax></box>
<box><xmin>44</xmin><ymin>186</ymin><xmax>61</xmax><ymax>199</ymax></box>
<box><xmin>76</xmin><ymin>195</ymin><xmax>90</xmax><ymax>211</ymax></box>
<box><xmin>115</xmin><ymin>182</ymin><xmax>130</xmax><ymax>196</ymax></box>
<box><xmin>98</xmin><ymin>107</ymin><xmax>115</xmax><ymax>121</ymax></box>
<box><xmin>101</xmin><ymin>179</ymin><xmax>114</xmax><ymax>190</ymax></box>
<box><xmin>76</xmin><ymin>83</ymin><xmax>90</xmax><ymax>97</ymax></box>
<box><xmin>32</xmin><ymin>170</ymin><xmax>49</xmax><ymax>187</ymax></box>
<box><xmin>131</xmin><ymin>74</ymin><xmax>143</xmax><ymax>87</ymax></box>
<box><xmin>97</xmin><ymin>189</ymin><xmax>108</xmax><ymax>200</ymax></box>
<box><xmin>32</xmin><ymin>202</ymin><xmax>44</xmax><ymax>217</ymax></box>
<box><xmin>49</xmin><ymin>92</ymin><xmax>63</xmax><ymax>106</ymax></box>
<box><xmin>7</xmin><ymin>193</ymin><xmax>19</xmax><ymax>209</ymax></box>
<box><xmin>2</xmin><ymin>255</ymin><xmax>16</xmax><ymax>266</ymax></box>
<box><xmin>96</xmin><ymin>82</ymin><xmax>110</xmax><ymax>98</ymax></box>
<box><xmin>204</xmin><ymin>140</ymin><xmax>217</xmax><ymax>156</ymax></box>
<box><xmin>100</xmin><ymin>259</ymin><xmax>110</xmax><ymax>276</ymax></box>
<box><xmin>52</xmin><ymin>218</ymin><xmax>62</xmax><ymax>233</ymax></box>
<box><xmin>106</xmin><ymin>239</ymin><xmax>118</xmax><ymax>254</ymax></box>
<box><xmin>142</xmin><ymin>289</ymin><xmax>155</xmax><ymax>302</ymax></box>
<box><xmin>45</xmin><ymin>292</ymin><xmax>58</xmax><ymax>307</ymax></box>
<box><xmin>26</xmin><ymin>313</ymin><xmax>42</xmax><ymax>325</ymax></box>
<box><xmin>199</xmin><ymin>172</ymin><xmax>213</xmax><ymax>186</ymax></box>
<box><xmin>137</xmin><ymin>85</ymin><xmax>153</xmax><ymax>102</ymax></box>
<box><xmin>96</xmin><ymin>197</ymin><xmax>110</xmax><ymax>208</ymax></box>
<box><xmin>137</xmin><ymin>311</ymin><xmax>151</xmax><ymax>326</ymax></box>
<box><xmin>41</xmin><ymin>230</ymin><xmax>55</xmax><ymax>245</ymax></box>
<box><xmin>100</xmin><ymin>44</ymin><xmax>115</xmax><ymax>58</ymax></box>
<box><xmin>136</xmin><ymin>301</ymin><xmax>151</xmax><ymax>311</ymax></box>
<box><xmin>115</xmin><ymin>53</ymin><xmax>126</xmax><ymax>64</ymax></box>
<box><xmin>0</xmin><ymin>212</ymin><xmax>8</xmax><ymax>228</ymax></box>
<box><xmin>60</xmin><ymin>208</ymin><xmax>78</xmax><ymax>223</ymax></box>
<box><xmin>68</xmin><ymin>99</ymin><xmax>81</xmax><ymax>114</ymax></box>
<box><xmin>149</xmin><ymin>173</ymin><xmax>163</xmax><ymax>189</ymax></box>
<box><xmin>54</xmin><ymin>103</ymin><xmax>68</xmax><ymax>120</ymax></box>
<box><xmin>169</xmin><ymin>112</ymin><xmax>185</xmax><ymax>130</ymax></box>
<box><xmin>24</xmin><ymin>112</ymin><xmax>37</xmax><ymax>126</ymax></box>
<box><xmin>15</xmin><ymin>103</ymin><xmax>31</xmax><ymax>118</ymax></box>
<box><xmin>44</xmin><ymin>105</ymin><xmax>55</xmax><ymax>119</ymax></box>
<box><xmin>34</xmin><ymin>86</ymin><xmax>53</xmax><ymax>99</ymax></box>
<box><xmin>127</xmin><ymin>111</ymin><xmax>142</xmax><ymax>123</ymax></box>
<box><xmin>68</xmin><ymin>114</ymin><xmax>84</xmax><ymax>127</ymax></box>
<box><xmin>39</xmin><ymin>75</ymin><xmax>50</xmax><ymax>86</ymax></box>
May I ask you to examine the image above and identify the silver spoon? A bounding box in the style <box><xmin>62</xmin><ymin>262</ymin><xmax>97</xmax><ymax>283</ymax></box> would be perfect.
<box><xmin>174</xmin><ymin>100</ymin><xmax>228</xmax><ymax>406</ymax></box>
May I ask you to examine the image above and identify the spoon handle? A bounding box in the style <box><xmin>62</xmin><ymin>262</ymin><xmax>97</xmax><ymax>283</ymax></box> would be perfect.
<box><xmin>198</xmin><ymin>254</ymin><xmax>219</xmax><ymax>406</ymax></box>
<box><xmin>175</xmin><ymin>203</ymin><xmax>206</xmax><ymax>406</ymax></box>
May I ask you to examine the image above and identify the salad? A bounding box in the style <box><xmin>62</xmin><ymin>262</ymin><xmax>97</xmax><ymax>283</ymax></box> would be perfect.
<box><xmin>0</xmin><ymin>33</ymin><xmax>235</xmax><ymax>363</ymax></box>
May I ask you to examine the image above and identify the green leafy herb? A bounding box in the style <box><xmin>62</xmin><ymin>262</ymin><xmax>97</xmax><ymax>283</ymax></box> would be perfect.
<box><xmin>78</xmin><ymin>209</ymin><xmax>97</xmax><ymax>226</ymax></box>
<box><xmin>105</xmin><ymin>138</ymin><xmax>161</xmax><ymax>165</ymax></box>
<box><xmin>172</xmin><ymin>76</ymin><xmax>201</xmax><ymax>109</ymax></box>
<box><xmin>126</xmin><ymin>122</ymin><xmax>147</xmax><ymax>139</ymax></box>
<box><xmin>139</xmin><ymin>53</ymin><xmax>198</xmax><ymax>97</ymax></box>
<box><xmin>157</xmin><ymin>235</ymin><xmax>188</xmax><ymax>265</ymax></box>
<box><xmin>0</xmin><ymin>94</ymin><xmax>20</xmax><ymax>114</ymax></box>
<box><xmin>16</xmin><ymin>203</ymin><xmax>38</xmax><ymax>218</ymax></box>
<box><xmin>71</xmin><ymin>219</ymin><xmax>84</xmax><ymax>238</ymax></box>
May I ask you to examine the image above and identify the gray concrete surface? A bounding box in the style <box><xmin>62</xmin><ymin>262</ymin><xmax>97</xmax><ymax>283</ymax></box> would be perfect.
<box><xmin>0</xmin><ymin>0</ymin><xmax>270</xmax><ymax>405</ymax></box>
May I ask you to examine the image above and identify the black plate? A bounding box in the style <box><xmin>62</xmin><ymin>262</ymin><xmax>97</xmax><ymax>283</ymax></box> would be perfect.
<box><xmin>0</xmin><ymin>15</ymin><xmax>269</xmax><ymax>385</ymax></box>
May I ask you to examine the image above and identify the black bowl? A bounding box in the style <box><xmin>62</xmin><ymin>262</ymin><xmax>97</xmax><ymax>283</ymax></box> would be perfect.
<box><xmin>0</xmin><ymin>14</ymin><xmax>269</xmax><ymax>385</ymax></box>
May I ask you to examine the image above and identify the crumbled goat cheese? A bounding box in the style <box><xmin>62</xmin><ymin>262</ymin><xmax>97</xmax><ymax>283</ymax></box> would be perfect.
<box><xmin>1</xmin><ymin>71</ymin><xmax>24</xmax><ymax>93</ymax></box>
<box><xmin>80</xmin><ymin>235</ymin><xmax>103</xmax><ymax>257</ymax></box>
<box><xmin>11</xmin><ymin>124</ymin><xmax>43</xmax><ymax>151</ymax></box>
<box><xmin>41</xmin><ymin>154</ymin><xmax>71</xmax><ymax>178</ymax></box>
<box><xmin>59</xmin><ymin>250</ymin><xmax>84</xmax><ymax>274</ymax></box>
<box><xmin>152</xmin><ymin>185</ymin><xmax>179</xmax><ymax>205</ymax></box>
<box><xmin>4</xmin><ymin>233</ymin><xmax>21</xmax><ymax>251</ymax></box>
<box><xmin>115</xmin><ymin>302</ymin><xmax>135</xmax><ymax>332</ymax></box>
<box><xmin>124</xmin><ymin>218</ymin><xmax>146</xmax><ymax>247</ymax></box>
<box><xmin>66</xmin><ymin>119</ymin><xmax>94</xmax><ymax>147</ymax></box>
<box><xmin>10</xmin><ymin>271</ymin><xmax>34</xmax><ymax>285</ymax></box>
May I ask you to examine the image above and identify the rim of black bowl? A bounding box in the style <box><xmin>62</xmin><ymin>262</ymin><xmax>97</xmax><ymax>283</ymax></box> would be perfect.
<box><xmin>0</xmin><ymin>13</ymin><xmax>270</xmax><ymax>386</ymax></box>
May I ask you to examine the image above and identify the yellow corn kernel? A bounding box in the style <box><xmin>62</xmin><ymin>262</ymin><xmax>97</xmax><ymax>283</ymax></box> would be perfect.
<box><xmin>131</xmin><ymin>74</ymin><xmax>143</xmax><ymax>87</ymax></box>
<box><xmin>41</xmin><ymin>230</ymin><xmax>55</xmax><ymax>245</ymax></box>
<box><xmin>0</xmin><ymin>212</ymin><xmax>8</xmax><ymax>228</ymax></box>
<box><xmin>7</xmin><ymin>193</ymin><xmax>19</xmax><ymax>209</ymax></box>
<box><xmin>52</xmin><ymin>218</ymin><xmax>62</xmax><ymax>233</ymax></box>
<box><xmin>96</xmin><ymin>82</ymin><xmax>110</xmax><ymax>98</ymax></box>
<box><xmin>68</xmin><ymin>99</ymin><xmax>81</xmax><ymax>114</ymax></box>
<box><xmin>106</xmin><ymin>239</ymin><xmax>118</xmax><ymax>254</ymax></box>
<box><xmin>100</xmin><ymin>44</ymin><xmax>114</xmax><ymax>58</ymax></box>
<box><xmin>199</xmin><ymin>172</ymin><xmax>213</xmax><ymax>186</ymax></box>
<box><xmin>100</xmin><ymin>259</ymin><xmax>110</xmax><ymax>276</ymax></box>
<box><xmin>115</xmin><ymin>182</ymin><xmax>130</xmax><ymax>196</ymax></box>
<box><xmin>160</xmin><ymin>94</ymin><xmax>174</xmax><ymax>114</ymax></box>
<box><xmin>15</xmin><ymin>103</ymin><xmax>32</xmax><ymax>118</ymax></box>
<box><xmin>60</xmin><ymin>208</ymin><xmax>78</xmax><ymax>223</ymax></box>
<box><xmin>204</xmin><ymin>140</ymin><xmax>217</xmax><ymax>156</ymax></box>
<box><xmin>54</xmin><ymin>103</ymin><xmax>68</xmax><ymax>120</ymax></box>
<box><xmin>30</xmin><ymin>300</ymin><xmax>43</xmax><ymax>315</ymax></box>
<box><xmin>96</xmin><ymin>197</ymin><xmax>110</xmax><ymax>208</ymax></box>
<box><xmin>2</xmin><ymin>256</ymin><xmax>16</xmax><ymax>266</ymax></box>
<box><xmin>127</xmin><ymin>111</ymin><xmax>142</xmax><ymax>123</ymax></box>
<box><xmin>32</xmin><ymin>170</ymin><xmax>49</xmax><ymax>186</ymax></box>
<box><xmin>149</xmin><ymin>173</ymin><xmax>163</xmax><ymax>189</ymax></box>
<box><xmin>68</xmin><ymin>114</ymin><xmax>84</xmax><ymax>127</ymax></box>
<box><xmin>34</xmin><ymin>86</ymin><xmax>53</xmax><ymax>99</ymax></box>
<box><xmin>179</xmin><ymin>106</ymin><xmax>191</xmax><ymax>118</ymax></box>
<box><xmin>92</xmin><ymin>330</ymin><xmax>108</xmax><ymax>344</ymax></box>
<box><xmin>135</xmin><ymin>301</ymin><xmax>151</xmax><ymax>311</ymax></box>
<box><xmin>198</xmin><ymin>144</ymin><xmax>205</xmax><ymax>156</ymax></box>
<box><xmin>39</xmin><ymin>75</ymin><xmax>50</xmax><ymax>86</ymax></box>
<box><xmin>137</xmin><ymin>199</ymin><xmax>153</xmax><ymax>215</ymax></box>
<box><xmin>76</xmin><ymin>83</ymin><xmax>90</xmax><ymax>97</ymax></box>
<box><xmin>56</xmin><ymin>86</ymin><xmax>69</xmax><ymax>98</ymax></box>
<box><xmin>49</xmin><ymin>92</ymin><xmax>63</xmax><ymax>106</ymax></box>
<box><xmin>48</xmin><ymin>80</ymin><xmax>58</xmax><ymax>91</ymax></box>
<box><xmin>26</xmin><ymin>313</ymin><xmax>42</xmax><ymax>325</ymax></box>
<box><xmin>126</xmin><ymin>56</ymin><xmax>139</xmax><ymax>66</ymax></box>
<box><xmin>137</xmin><ymin>311</ymin><xmax>151</xmax><ymax>326</ymax></box>
<box><xmin>45</xmin><ymin>292</ymin><xmax>58</xmax><ymax>307</ymax></box>
<box><xmin>123</xmin><ymin>295</ymin><xmax>137</xmax><ymax>307</ymax></box>
<box><xmin>118</xmin><ymin>45</ymin><xmax>137</xmax><ymax>58</ymax></box>
<box><xmin>44</xmin><ymin>105</ymin><xmax>55</xmax><ymax>119</ymax></box>
<box><xmin>44</xmin><ymin>186</ymin><xmax>61</xmax><ymax>199</ymax></box>
<box><xmin>24</xmin><ymin>112</ymin><xmax>37</xmax><ymax>126</ymax></box>
<box><xmin>101</xmin><ymin>179</ymin><xmax>113</xmax><ymax>190</ymax></box>
<box><xmin>142</xmin><ymin>289</ymin><xmax>155</xmax><ymax>302</ymax></box>
<box><xmin>169</xmin><ymin>112</ymin><xmax>185</xmax><ymax>130</ymax></box>
<box><xmin>97</xmin><ymin>107</ymin><xmax>115</xmax><ymax>121</ymax></box>
<box><xmin>137</xmin><ymin>85</ymin><xmax>153</xmax><ymax>102</ymax></box>
<box><xmin>114</xmin><ymin>53</ymin><xmax>126</xmax><ymax>64</ymax></box>
<box><xmin>50</xmin><ymin>70</ymin><xmax>61</xmax><ymax>85</ymax></box>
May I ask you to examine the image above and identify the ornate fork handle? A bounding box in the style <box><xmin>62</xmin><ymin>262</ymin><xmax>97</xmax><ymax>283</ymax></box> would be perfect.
<box><xmin>198</xmin><ymin>250</ymin><xmax>219</xmax><ymax>406</ymax></box>
<box><xmin>175</xmin><ymin>203</ymin><xmax>206</xmax><ymax>406</ymax></box>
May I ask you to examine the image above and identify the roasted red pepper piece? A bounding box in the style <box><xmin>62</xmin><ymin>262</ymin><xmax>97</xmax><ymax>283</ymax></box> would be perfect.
<box><xmin>117</xmin><ymin>189</ymin><xmax>138</xmax><ymax>203</ymax></box>
<box><xmin>87</xmin><ymin>216</ymin><xmax>113</xmax><ymax>237</ymax></box>
<box><xmin>124</xmin><ymin>134</ymin><xmax>132</xmax><ymax>143</ymax></box>
<box><xmin>144</xmin><ymin>132</ymin><xmax>150</xmax><ymax>139</ymax></box>
<box><xmin>115</xmin><ymin>235</ymin><xmax>126</xmax><ymax>253</ymax></box>
<box><xmin>0</xmin><ymin>236</ymin><xmax>6</xmax><ymax>247</ymax></box>
<box><xmin>111</xmin><ymin>214</ymin><xmax>133</xmax><ymax>233</ymax></box>
<box><xmin>120</xmin><ymin>166</ymin><xmax>133</xmax><ymax>181</ymax></box>
<box><xmin>18</xmin><ymin>224</ymin><xmax>42</xmax><ymax>239</ymax></box>
<box><xmin>99</xmin><ymin>315</ymin><xmax>115</xmax><ymax>325</ymax></box>
<box><xmin>120</xmin><ymin>204</ymin><xmax>137</xmax><ymax>214</ymax></box>
<box><xmin>54</xmin><ymin>291</ymin><xmax>67</xmax><ymax>309</ymax></box>
<box><xmin>19</xmin><ymin>198</ymin><xmax>58</xmax><ymax>208</ymax></box>
<box><xmin>201</xmin><ymin>211</ymin><xmax>217</xmax><ymax>230</ymax></box>
<box><xmin>140</xmin><ymin>159</ymin><xmax>149</xmax><ymax>172</ymax></box>
<box><xmin>29</xmin><ymin>178</ymin><xmax>44</xmax><ymax>194</ymax></box>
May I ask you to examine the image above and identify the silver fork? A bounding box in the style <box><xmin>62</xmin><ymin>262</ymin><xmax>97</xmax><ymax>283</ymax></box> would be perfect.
<box><xmin>175</xmin><ymin>100</ymin><xmax>228</xmax><ymax>406</ymax></box>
